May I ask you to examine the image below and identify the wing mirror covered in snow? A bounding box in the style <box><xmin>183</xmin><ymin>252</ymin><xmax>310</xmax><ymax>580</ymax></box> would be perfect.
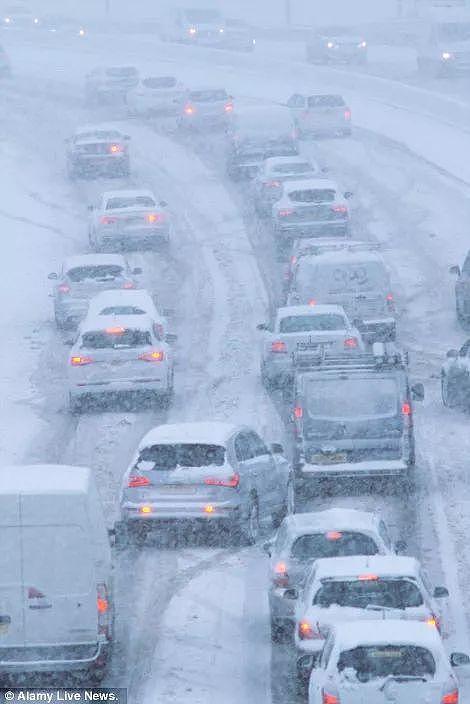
<box><xmin>262</xmin><ymin>541</ymin><xmax>273</xmax><ymax>556</ymax></box>
<box><xmin>450</xmin><ymin>652</ymin><xmax>470</xmax><ymax>667</ymax></box>
<box><xmin>446</xmin><ymin>349</ymin><xmax>458</xmax><ymax>359</ymax></box>
<box><xmin>48</xmin><ymin>272</ymin><xmax>58</xmax><ymax>280</ymax></box>
<box><xmin>132</xmin><ymin>267</ymin><xmax>143</xmax><ymax>275</ymax></box>
<box><xmin>123</xmin><ymin>134</ymin><xmax>131</xmax><ymax>140</ymax></box>
<box><xmin>449</xmin><ymin>265</ymin><xmax>461</xmax><ymax>276</ymax></box>
<box><xmin>297</xmin><ymin>653</ymin><xmax>318</xmax><ymax>677</ymax></box>
<box><xmin>394</xmin><ymin>540</ymin><xmax>407</xmax><ymax>554</ymax></box>
<box><xmin>257</xmin><ymin>323</ymin><xmax>268</xmax><ymax>331</ymax></box>
<box><xmin>159</xmin><ymin>200</ymin><xmax>168</xmax><ymax>208</ymax></box>
<box><xmin>283</xmin><ymin>588</ymin><xmax>298</xmax><ymax>600</ymax></box>
<box><xmin>411</xmin><ymin>383</ymin><xmax>424</xmax><ymax>401</ymax></box>
<box><xmin>343</xmin><ymin>191</ymin><xmax>354</xmax><ymax>199</ymax></box>
<box><xmin>433</xmin><ymin>586</ymin><xmax>449</xmax><ymax>599</ymax></box>
<box><xmin>270</xmin><ymin>443</ymin><xmax>284</xmax><ymax>455</ymax></box>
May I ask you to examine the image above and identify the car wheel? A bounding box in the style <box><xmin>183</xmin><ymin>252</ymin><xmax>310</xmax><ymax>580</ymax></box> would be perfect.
<box><xmin>441</xmin><ymin>373</ymin><xmax>458</xmax><ymax>408</ymax></box>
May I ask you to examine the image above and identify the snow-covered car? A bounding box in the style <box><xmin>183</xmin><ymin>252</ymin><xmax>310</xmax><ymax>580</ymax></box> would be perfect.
<box><xmin>258</xmin><ymin>304</ymin><xmax>363</xmax><ymax>389</ymax></box>
<box><xmin>450</xmin><ymin>252</ymin><xmax>470</xmax><ymax>326</ymax></box>
<box><xmin>67</xmin><ymin>313</ymin><xmax>174</xmax><ymax>412</ymax></box>
<box><xmin>305</xmin><ymin>621</ymin><xmax>469</xmax><ymax>704</ymax></box>
<box><xmin>306</xmin><ymin>26</ymin><xmax>368</xmax><ymax>65</ymax></box>
<box><xmin>88</xmin><ymin>189</ymin><xmax>170</xmax><ymax>251</ymax></box>
<box><xmin>287</xmin><ymin>93</ymin><xmax>352</xmax><ymax>137</ymax></box>
<box><xmin>40</xmin><ymin>14</ymin><xmax>86</xmax><ymax>38</ymax></box>
<box><xmin>178</xmin><ymin>88</ymin><xmax>233</xmax><ymax>129</ymax></box>
<box><xmin>118</xmin><ymin>422</ymin><xmax>294</xmax><ymax>547</ymax></box>
<box><xmin>441</xmin><ymin>339</ymin><xmax>470</xmax><ymax>409</ymax></box>
<box><xmin>86</xmin><ymin>289</ymin><xmax>174</xmax><ymax>343</ymax></box>
<box><xmin>295</xmin><ymin>555</ymin><xmax>449</xmax><ymax>676</ymax></box>
<box><xmin>84</xmin><ymin>66</ymin><xmax>139</xmax><ymax>104</ymax></box>
<box><xmin>416</xmin><ymin>17</ymin><xmax>470</xmax><ymax>76</ymax></box>
<box><xmin>162</xmin><ymin>7</ymin><xmax>225</xmax><ymax>44</ymax></box>
<box><xmin>126</xmin><ymin>75</ymin><xmax>186</xmax><ymax>116</ymax></box>
<box><xmin>48</xmin><ymin>254</ymin><xmax>142</xmax><ymax>329</ymax></box>
<box><xmin>66</xmin><ymin>125</ymin><xmax>131</xmax><ymax>179</ymax></box>
<box><xmin>2</xmin><ymin>3</ymin><xmax>39</xmax><ymax>28</ymax></box>
<box><xmin>251</xmin><ymin>156</ymin><xmax>322</xmax><ymax>216</ymax></box>
<box><xmin>271</xmin><ymin>178</ymin><xmax>352</xmax><ymax>247</ymax></box>
<box><xmin>221</xmin><ymin>18</ymin><xmax>255</xmax><ymax>52</ymax></box>
<box><xmin>287</xmin><ymin>248</ymin><xmax>396</xmax><ymax>342</ymax></box>
<box><xmin>0</xmin><ymin>44</ymin><xmax>11</xmax><ymax>77</ymax></box>
<box><xmin>265</xmin><ymin>509</ymin><xmax>404</xmax><ymax>642</ymax></box>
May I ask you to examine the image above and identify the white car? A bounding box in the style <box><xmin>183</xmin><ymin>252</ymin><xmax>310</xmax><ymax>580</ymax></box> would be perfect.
<box><xmin>127</xmin><ymin>75</ymin><xmax>186</xmax><ymax>116</ymax></box>
<box><xmin>85</xmin><ymin>66</ymin><xmax>139</xmax><ymax>104</ymax></box>
<box><xmin>306</xmin><ymin>621</ymin><xmax>469</xmax><ymax>704</ymax></box>
<box><xmin>67</xmin><ymin>313</ymin><xmax>174</xmax><ymax>412</ymax></box>
<box><xmin>295</xmin><ymin>555</ymin><xmax>449</xmax><ymax>669</ymax></box>
<box><xmin>258</xmin><ymin>304</ymin><xmax>363</xmax><ymax>389</ymax></box>
<box><xmin>86</xmin><ymin>289</ymin><xmax>174</xmax><ymax>343</ymax></box>
<box><xmin>272</xmin><ymin>178</ymin><xmax>352</xmax><ymax>248</ymax></box>
<box><xmin>88</xmin><ymin>189</ymin><xmax>170</xmax><ymax>251</ymax></box>
<box><xmin>178</xmin><ymin>88</ymin><xmax>233</xmax><ymax>130</ymax></box>
<box><xmin>265</xmin><ymin>508</ymin><xmax>404</xmax><ymax>642</ymax></box>
<box><xmin>251</xmin><ymin>156</ymin><xmax>322</xmax><ymax>216</ymax></box>
<box><xmin>287</xmin><ymin>92</ymin><xmax>352</xmax><ymax>138</ymax></box>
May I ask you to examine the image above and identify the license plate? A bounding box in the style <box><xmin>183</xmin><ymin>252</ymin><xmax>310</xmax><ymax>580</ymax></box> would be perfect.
<box><xmin>157</xmin><ymin>485</ymin><xmax>196</xmax><ymax>494</ymax></box>
<box><xmin>311</xmin><ymin>453</ymin><xmax>347</xmax><ymax>465</ymax></box>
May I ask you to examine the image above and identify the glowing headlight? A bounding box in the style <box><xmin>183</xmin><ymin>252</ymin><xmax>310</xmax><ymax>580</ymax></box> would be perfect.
<box><xmin>79</xmin><ymin>28</ymin><xmax>85</xmax><ymax>36</ymax></box>
<box><xmin>219</xmin><ymin>27</ymin><xmax>224</xmax><ymax>33</ymax></box>
<box><xmin>359</xmin><ymin>40</ymin><xmax>367</xmax><ymax>48</ymax></box>
<box><xmin>442</xmin><ymin>51</ymin><xmax>453</xmax><ymax>60</ymax></box>
<box><xmin>4</xmin><ymin>16</ymin><xmax>11</xmax><ymax>23</ymax></box>
<box><xmin>327</xmin><ymin>41</ymin><xmax>335</xmax><ymax>49</ymax></box>
<box><xmin>188</xmin><ymin>27</ymin><xmax>196</xmax><ymax>35</ymax></box>
<box><xmin>33</xmin><ymin>17</ymin><xmax>39</xmax><ymax>24</ymax></box>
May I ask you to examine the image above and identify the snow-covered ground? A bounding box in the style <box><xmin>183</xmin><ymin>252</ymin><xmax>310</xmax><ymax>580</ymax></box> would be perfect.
<box><xmin>2</xmin><ymin>25</ymin><xmax>470</xmax><ymax>703</ymax></box>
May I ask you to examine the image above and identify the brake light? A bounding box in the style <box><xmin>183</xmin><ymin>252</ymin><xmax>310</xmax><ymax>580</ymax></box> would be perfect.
<box><xmin>100</xmin><ymin>216</ymin><xmax>118</xmax><ymax>225</ymax></box>
<box><xmin>184</xmin><ymin>103</ymin><xmax>195</xmax><ymax>115</ymax></box>
<box><xmin>58</xmin><ymin>283</ymin><xmax>70</xmax><ymax>294</ymax></box>
<box><xmin>28</xmin><ymin>587</ymin><xmax>46</xmax><ymax>599</ymax></box>
<box><xmin>266</xmin><ymin>180</ymin><xmax>281</xmax><ymax>188</ymax></box>
<box><xmin>128</xmin><ymin>475</ymin><xmax>151</xmax><ymax>488</ymax></box>
<box><xmin>291</xmin><ymin>255</ymin><xmax>297</xmax><ymax>265</ymax></box>
<box><xmin>298</xmin><ymin>620</ymin><xmax>316</xmax><ymax>640</ymax></box>
<box><xmin>322</xmin><ymin>690</ymin><xmax>340</xmax><ymax>704</ymax></box>
<box><xmin>273</xmin><ymin>562</ymin><xmax>289</xmax><ymax>587</ymax></box>
<box><xmin>425</xmin><ymin>614</ymin><xmax>441</xmax><ymax>631</ymax></box>
<box><xmin>279</xmin><ymin>208</ymin><xmax>293</xmax><ymax>217</ymax></box>
<box><xmin>386</xmin><ymin>293</ymin><xmax>395</xmax><ymax>311</ymax></box>
<box><xmin>271</xmin><ymin>340</ymin><xmax>287</xmax><ymax>353</ymax></box>
<box><xmin>308</xmin><ymin>299</ymin><xmax>317</xmax><ymax>306</ymax></box>
<box><xmin>442</xmin><ymin>691</ymin><xmax>459</xmax><ymax>704</ymax></box>
<box><xmin>123</xmin><ymin>280</ymin><xmax>135</xmax><ymax>289</ymax></box>
<box><xmin>344</xmin><ymin>337</ymin><xmax>358</xmax><ymax>348</ymax></box>
<box><xmin>332</xmin><ymin>205</ymin><xmax>348</xmax><ymax>213</ymax></box>
<box><xmin>344</xmin><ymin>109</ymin><xmax>351</xmax><ymax>120</ymax></box>
<box><xmin>294</xmin><ymin>406</ymin><xmax>303</xmax><ymax>419</ymax></box>
<box><xmin>139</xmin><ymin>350</ymin><xmax>165</xmax><ymax>362</ymax></box>
<box><xmin>326</xmin><ymin>531</ymin><xmax>343</xmax><ymax>540</ymax></box>
<box><xmin>402</xmin><ymin>401</ymin><xmax>411</xmax><ymax>416</ymax></box>
<box><xmin>224</xmin><ymin>102</ymin><xmax>233</xmax><ymax>113</ymax></box>
<box><xmin>146</xmin><ymin>212</ymin><xmax>165</xmax><ymax>224</ymax></box>
<box><xmin>108</xmin><ymin>143</ymin><xmax>123</xmax><ymax>154</ymax></box>
<box><xmin>106</xmin><ymin>326</ymin><xmax>125</xmax><ymax>334</ymax></box>
<box><xmin>97</xmin><ymin>583</ymin><xmax>110</xmax><ymax>637</ymax></box>
<box><xmin>204</xmin><ymin>473</ymin><xmax>239</xmax><ymax>488</ymax></box>
<box><xmin>359</xmin><ymin>574</ymin><xmax>379</xmax><ymax>581</ymax></box>
<box><xmin>70</xmin><ymin>355</ymin><xmax>93</xmax><ymax>366</ymax></box>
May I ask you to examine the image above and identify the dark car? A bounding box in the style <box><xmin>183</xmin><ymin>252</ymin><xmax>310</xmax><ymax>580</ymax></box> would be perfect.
<box><xmin>450</xmin><ymin>252</ymin><xmax>470</xmax><ymax>326</ymax></box>
<box><xmin>441</xmin><ymin>339</ymin><xmax>470</xmax><ymax>409</ymax></box>
<box><xmin>306</xmin><ymin>25</ymin><xmax>367</xmax><ymax>65</ymax></box>
<box><xmin>290</xmin><ymin>343</ymin><xmax>424</xmax><ymax>494</ymax></box>
<box><xmin>222</xmin><ymin>18</ymin><xmax>256</xmax><ymax>52</ymax></box>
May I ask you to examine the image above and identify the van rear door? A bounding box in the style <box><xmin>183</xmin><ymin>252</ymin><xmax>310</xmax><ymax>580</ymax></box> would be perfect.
<box><xmin>22</xmin><ymin>525</ymin><xmax>97</xmax><ymax>646</ymax></box>
<box><xmin>0</xmin><ymin>527</ymin><xmax>24</xmax><ymax>649</ymax></box>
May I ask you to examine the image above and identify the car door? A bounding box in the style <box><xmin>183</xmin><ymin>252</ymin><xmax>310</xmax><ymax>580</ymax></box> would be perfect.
<box><xmin>246</xmin><ymin>431</ymin><xmax>283</xmax><ymax>517</ymax></box>
<box><xmin>450</xmin><ymin>340</ymin><xmax>470</xmax><ymax>397</ymax></box>
<box><xmin>457</xmin><ymin>252</ymin><xmax>470</xmax><ymax>316</ymax></box>
<box><xmin>233</xmin><ymin>431</ymin><xmax>259</xmax><ymax>511</ymax></box>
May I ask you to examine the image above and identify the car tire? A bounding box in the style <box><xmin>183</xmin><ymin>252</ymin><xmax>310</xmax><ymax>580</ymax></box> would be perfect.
<box><xmin>272</xmin><ymin>478</ymin><xmax>295</xmax><ymax>528</ymax></box>
<box><xmin>441</xmin><ymin>373</ymin><xmax>458</xmax><ymax>408</ymax></box>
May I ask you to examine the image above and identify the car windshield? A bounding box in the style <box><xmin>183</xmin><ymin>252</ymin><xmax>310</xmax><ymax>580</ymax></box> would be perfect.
<box><xmin>136</xmin><ymin>444</ymin><xmax>226</xmax><ymax>470</ymax></box>
<box><xmin>279</xmin><ymin>314</ymin><xmax>346</xmax><ymax>333</ymax></box>
<box><xmin>273</xmin><ymin>162</ymin><xmax>312</xmax><ymax>174</ymax></box>
<box><xmin>106</xmin><ymin>67</ymin><xmax>138</xmax><ymax>77</ymax></box>
<box><xmin>437</xmin><ymin>22</ymin><xmax>470</xmax><ymax>42</ymax></box>
<box><xmin>75</xmin><ymin>131</ymin><xmax>122</xmax><ymax>141</ymax></box>
<box><xmin>66</xmin><ymin>265</ymin><xmax>124</xmax><ymax>282</ymax></box>
<box><xmin>287</xmin><ymin>189</ymin><xmax>336</xmax><ymax>203</ymax></box>
<box><xmin>142</xmin><ymin>76</ymin><xmax>177</xmax><ymax>89</ymax></box>
<box><xmin>106</xmin><ymin>196</ymin><xmax>155</xmax><ymax>209</ymax></box>
<box><xmin>81</xmin><ymin>329</ymin><xmax>151</xmax><ymax>349</ymax></box>
<box><xmin>313</xmin><ymin>578</ymin><xmax>423</xmax><ymax>608</ymax></box>
<box><xmin>185</xmin><ymin>9</ymin><xmax>220</xmax><ymax>23</ymax></box>
<box><xmin>100</xmin><ymin>306</ymin><xmax>146</xmax><ymax>315</ymax></box>
<box><xmin>291</xmin><ymin>532</ymin><xmax>379</xmax><ymax>560</ymax></box>
<box><xmin>307</xmin><ymin>95</ymin><xmax>345</xmax><ymax>108</ymax></box>
<box><xmin>189</xmin><ymin>89</ymin><xmax>227</xmax><ymax>102</ymax></box>
<box><xmin>337</xmin><ymin>645</ymin><xmax>435</xmax><ymax>680</ymax></box>
<box><xmin>305</xmin><ymin>378</ymin><xmax>399</xmax><ymax>419</ymax></box>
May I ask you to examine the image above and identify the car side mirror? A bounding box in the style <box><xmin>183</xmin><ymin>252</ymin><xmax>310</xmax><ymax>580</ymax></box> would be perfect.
<box><xmin>433</xmin><ymin>586</ymin><xmax>449</xmax><ymax>599</ymax></box>
<box><xmin>132</xmin><ymin>267</ymin><xmax>142</xmax><ymax>275</ymax></box>
<box><xmin>257</xmin><ymin>323</ymin><xmax>268</xmax><ymax>331</ymax></box>
<box><xmin>283</xmin><ymin>588</ymin><xmax>298</xmax><ymax>600</ymax></box>
<box><xmin>64</xmin><ymin>338</ymin><xmax>75</xmax><ymax>346</ymax></box>
<box><xmin>124</xmin><ymin>134</ymin><xmax>131</xmax><ymax>140</ymax></box>
<box><xmin>449</xmin><ymin>265</ymin><xmax>461</xmax><ymax>276</ymax></box>
<box><xmin>262</xmin><ymin>541</ymin><xmax>273</xmax><ymax>556</ymax></box>
<box><xmin>344</xmin><ymin>191</ymin><xmax>354</xmax><ymax>199</ymax></box>
<box><xmin>87</xmin><ymin>205</ymin><xmax>94</xmax><ymax>211</ymax></box>
<box><xmin>321</xmin><ymin>166</ymin><xmax>329</xmax><ymax>173</ymax></box>
<box><xmin>48</xmin><ymin>272</ymin><xmax>58</xmax><ymax>280</ymax></box>
<box><xmin>451</xmin><ymin>652</ymin><xmax>470</xmax><ymax>667</ymax></box>
<box><xmin>270</xmin><ymin>442</ymin><xmax>284</xmax><ymax>455</ymax></box>
<box><xmin>446</xmin><ymin>349</ymin><xmax>458</xmax><ymax>358</ymax></box>
<box><xmin>394</xmin><ymin>539</ymin><xmax>407</xmax><ymax>554</ymax></box>
<box><xmin>297</xmin><ymin>653</ymin><xmax>317</xmax><ymax>678</ymax></box>
<box><xmin>159</xmin><ymin>200</ymin><xmax>168</xmax><ymax>207</ymax></box>
<box><xmin>165</xmin><ymin>332</ymin><xmax>178</xmax><ymax>344</ymax></box>
<box><xmin>411</xmin><ymin>382</ymin><xmax>424</xmax><ymax>401</ymax></box>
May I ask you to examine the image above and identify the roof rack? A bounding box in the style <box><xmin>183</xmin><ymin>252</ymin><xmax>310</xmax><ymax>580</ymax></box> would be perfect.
<box><xmin>293</xmin><ymin>342</ymin><xmax>408</xmax><ymax>373</ymax></box>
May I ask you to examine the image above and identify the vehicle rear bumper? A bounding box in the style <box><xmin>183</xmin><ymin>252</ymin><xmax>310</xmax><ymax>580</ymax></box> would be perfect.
<box><xmin>274</xmin><ymin>221</ymin><xmax>349</xmax><ymax>240</ymax></box>
<box><xmin>121</xmin><ymin>499</ymin><xmax>240</xmax><ymax>522</ymax></box>
<box><xmin>0</xmin><ymin>640</ymin><xmax>109</xmax><ymax>673</ymax></box>
<box><xmin>70</xmin><ymin>156</ymin><xmax>128</xmax><ymax>173</ymax></box>
<box><xmin>97</xmin><ymin>225</ymin><xmax>170</xmax><ymax>247</ymax></box>
<box><xmin>70</xmin><ymin>378</ymin><xmax>169</xmax><ymax>397</ymax></box>
<box><xmin>297</xmin><ymin>458</ymin><xmax>408</xmax><ymax>479</ymax></box>
<box><xmin>356</xmin><ymin>317</ymin><xmax>396</xmax><ymax>342</ymax></box>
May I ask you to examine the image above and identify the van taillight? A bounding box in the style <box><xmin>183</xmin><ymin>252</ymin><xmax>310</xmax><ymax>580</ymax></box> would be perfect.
<box><xmin>128</xmin><ymin>475</ymin><xmax>151</xmax><ymax>488</ymax></box>
<box><xmin>97</xmin><ymin>583</ymin><xmax>110</xmax><ymax>637</ymax></box>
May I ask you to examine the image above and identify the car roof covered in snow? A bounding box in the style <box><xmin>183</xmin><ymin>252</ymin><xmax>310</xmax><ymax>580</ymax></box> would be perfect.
<box><xmin>331</xmin><ymin>620</ymin><xmax>444</xmax><ymax>652</ymax></box>
<box><xmin>64</xmin><ymin>253</ymin><xmax>127</xmax><ymax>271</ymax></box>
<box><xmin>0</xmin><ymin>464</ymin><xmax>91</xmax><ymax>495</ymax></box>
<box><xmin>264</xmin><ymin>156</ymin><xmax>314</xmax><ymax>170</ymax></box>
<box><xmin>276</xmin><ymin>304</ymin><xmax>347</xmax><ymax>319</ymax></box>
<box><xmin>297</xmin><ymin>249</ymin><xmax>385</xmax><ymax>267</ymax></box>
<box><xmin>284</xmin><ymin>177</ymin><xmax>338</xmax><ymax>193</ymax></box>
<box><xmin>102</xmin><ymin>189</ymin><xmax>156</xmax><ymax>202</ymax></box>
<box><xmin>80</xmin><ymin>313</ymin><xmax>155</xmax><ymax>334</ymax></box>
<box><xmin>74</xmin><ymin>123</ymin><xmax>126</xmax><ymax>136</ymax></box>
<box><xmin>138</xmin><ymin>422</ymin><xmax>243</xmax><ymax>448</ymax></box>
<box><xmin>87</xmin><ymin>289</ymin><xmax>158</xmax><ymax>313</ymax></box>
<box><xmin>282</xmin><ymin>509</ymin><xmax>382</xmax><ymax>537</ymax></box>
<box><xmin>311</xmin><ymin>555</ymin><xmax>421</xmax><ymax>580</ymax></box>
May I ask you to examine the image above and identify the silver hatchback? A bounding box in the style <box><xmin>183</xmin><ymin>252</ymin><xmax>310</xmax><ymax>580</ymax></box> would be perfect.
<box><xmin>118</xmin><ymin>422</ymin><xmax>294</xmax><ymax>546</ymax></box>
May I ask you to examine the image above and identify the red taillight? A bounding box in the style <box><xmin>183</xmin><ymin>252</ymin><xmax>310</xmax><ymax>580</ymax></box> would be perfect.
<box><xmin>326</xmin><ymin>531</ymin><xmax>343</xmax><ymax>540</ymax></box>
<box><xmin>273</xmin><ymin>562</ymin><xmax>289</xmax><ymax>587</ymax></box>
<box><xmin>146</xmin><ymin>212</ymin><xmax>165</xmax><ymax>224</ymax></box>
<box><xmin>402</xmin><ymin>401</ymin><xmax>411</xmax><ymax>416</ymax></box>
<box><xmin>322</xmin><ymin>690</ymin><xmax>340</xmax><ymax>704</ymax></box>
<box><xmin>386</xmin><ymin>293</ymin><xmax>395</xmax><ymax>311</ymax></box>
<box><xmin>58</xmin><ymin>283</ymin><xmax>70</xmax><ymax>294</ymax></box>
<box><xmin>332</xmin><ymin>205</ymin><xmax>348</xmax><ymax>213</ymax></box>
<box><xmin>100</xmin><ymin>215</ymin><xmax>118</xmax><ymax>225</ymax></box>
<box><xmin>128</xmin><ymin>475</ymin><xmax>151</xmax><ymax>488</ymax></box>
<box><xmin>139</xmin><ymin>350</ymin><xmax>165</xmax><ymax>362</ymax></box>
<box><xmin>266</xmin><ymin>180</ymin><xmax>281</xmax><ymax>188</ymax></box>
<box><xmin>204</xmin><ymin>473</ymin><xmax>239</xmax><ymax>488</ymax></box>
<box><xmin>271</xmin><ymin>340</ymin><xmax>287</xmax><ymax>354</ymax></box>
<box><xmin>70</xmin><ymin>355</ymin><xmax>93</xmax><ymax>366</ymax></box>
<box><xmin>442</xmin><ymin>691</ymin><xmax>459</xmax><ymax>704</ymax></box>
<box><xmin>28</xmin><ymin>587</ymin><xmax>45</xmax><ymax>599</ymax></box>
<box><xmin>308</xmin><ymin>299</ymin><xmax>317</xmax><ymax>306</ymax></box>
<box><xmin>108</xmin><ymin>143</ymin><xmax>123</xmax><ymax>154</ymax></box>
<box><xmin>359</xmin><ymin>574</ymin><xmax>379</xmax><ymax>581</ymax></box>
<box><xmin>294</xmin><ymin>406</ymin><xmax>303</xmax><ymax>419</ymax></box>
<box><xmin>97</xmin><ymin>583</ymin><xmax>110</xmax><ymax>638</ymax></box>
<box><xmin>184</xmin><ymin>103</ymin><xmax>195</xmax><ymax>115</ymax></box>
<box><xmin>224</xmin><ymin>102</ymin><xmax>233</xmax><ymax>113</ymax></box>
<box><xmin>298</xmin><ymin>620</ymin><xmax>315</xmax><ymax>640</ymax></box>
<box><xmin>123</xmin><ymin>280</ymin><xmax>135</xmax><ymax>289</ymax></box>
<box><xmin>344</xmin><ymin>109</ymin><xmax>351</xmax><ymax>120</ymax></box>
<box><xmin>279</xmin><ymin>208</ymin><xmax>293</xmax><ymax>217</ymax></box>
<box><xmin>344</xmin><ymin>337</ymin><xmax>358</xmax><ymax>348</ymax></box>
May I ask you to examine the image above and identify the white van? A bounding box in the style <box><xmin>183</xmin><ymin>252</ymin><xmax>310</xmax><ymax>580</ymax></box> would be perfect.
<box><xmin>0</xmin><ymin>465</ymin><xmax>112</xmax><ymax>682</ymax></box>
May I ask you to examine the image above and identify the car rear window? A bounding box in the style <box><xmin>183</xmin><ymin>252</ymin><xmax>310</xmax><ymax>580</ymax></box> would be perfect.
<box><xmin>75</xmin><ymin>131</ymin><xmax>122</xmax><ymax>142</ymax></box>
<box><xmin>308</xmin><ymin>95</ymin><xmax>345</xmax><ymax>108</ymax></box>
<box><xmin>296</xmin><ymin>259</ymin><xmax>387</xmax><ymax>294</ymax></box>
<box><xmin>67</xmin><ymin>265</ymin><xmax>124</xmax><ymax>282</ymax></box>
<box><xmin>106</xmin><ymin>196</ymin><xmax>156</xmax><ymax>209</ymax></box>
<box><xmin>136</xmin><ymin>444</ymin><xmax>226</xmax><ymax>470</ymax></box>
<box><xmin>106</xmin><ymin>66</ymin><xmax>138</xmax><ymax>77</ymax></box>
<box><xmin>288</xmin><ymin>189</ymin><xmax>336</xmax><ymax>203</ymax></box>
<box><xmin>337</xmin><ymin>645</ymin><xmax>435</xmax><ymax>680</ymax></box>
<box><xmin>279</xmin><ymin>314</ymin><xmax>346</xmax><ymax>333</ymax></box>
<box><xmin>305</xmin><ymin>378</ymin><xmax>399</xmax><ymax>419</ymax></box>
<box><xmin>100</xmin><ymin>306</ymin><xmax>146</xmax><ymax>316</ymax></box>
<box><xmin>81</xmin><ymin>329</ymin><xmax>151</xmax><ymax>349</ymax></box>
<box><xmin>142</xmin><ymin>76</ymin><xmax>177</xmax><ymax>89</ymax></box>
<box><xmin>313</xmin><ymin>578</ymin><xmax>423</xmax><ymax>609</ymax></box>
<box><xmin>273</xmin><ymin>162</ymin><xmax>312</xmax><ymax>175</ymax></box>
<box><xmin>189</xmin><ymin>89</ymin><xmax>228</xmax><ymax>102</ymax></box>
<box><xmin>291</xmin><ymin>532</ymin><xmax>379</xmax><ymax>560</ymax></box>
